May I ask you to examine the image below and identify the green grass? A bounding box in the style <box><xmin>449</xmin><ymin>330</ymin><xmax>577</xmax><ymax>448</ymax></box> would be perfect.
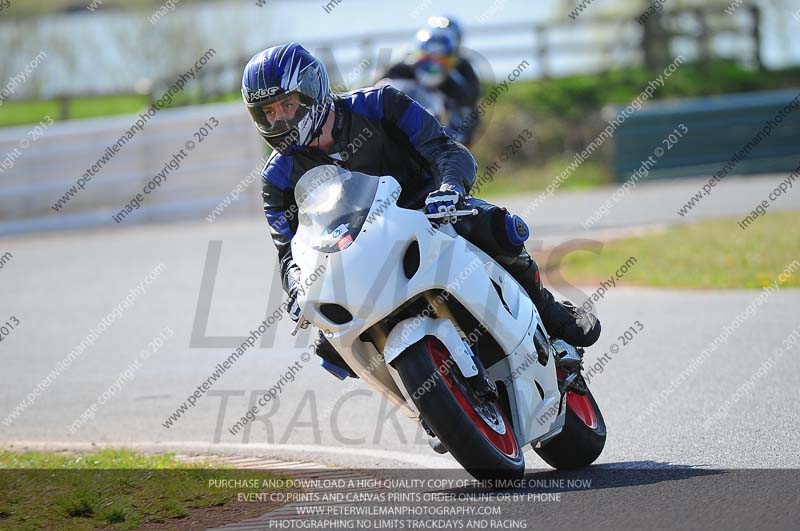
<box><xmin>475</xmin><ymin>157</ymin><xmax>612</xmax><ymax>198</ymax></box>
<box><xmin>502</xmin><ymin>61</ymin><xmax>800</xmax><ymax>121</ymax></box>
<box><xmin>68</xmin><ymin>95</ymin><xmax>153</xmax><ymax>121</ymax></box>
<box><xmin>0</xmin><ymin>448</ymin><xmax>189</xmax><ymax>469</ymax></box>
<box><xmin>0</xmin><ymin>95</ymin><xmax>151</xmax><ymax>127</ymax></box>
<box><xmin>0</xmin><ymin>100</ymin><xmax>63</xmax><ymax>128</ymax></box>
<box><xmin>0</xmin><ymin>449</ymin><xmax>284</xmax><ymax>531</ymax></box>
<box><xmin>0</xmin><ymin>0</ymin><xmax>160</xmax><ymax>16</ymax></box>
<box><xmin>560</xmin><ymin>211</ymin><xmax>800</xmax><ymax>289</ymax></box>
<box><xmin>0</xmin><ymin>92</ymin><xmax>240</xmax><ymax>128</ymax></box>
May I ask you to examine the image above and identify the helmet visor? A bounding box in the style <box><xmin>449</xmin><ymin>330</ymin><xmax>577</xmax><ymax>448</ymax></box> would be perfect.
<box><xmin>246</xmin><ymin>91</ymin><xmax>312</xmax><ymax>139</ymax></box>
<box><xmin>415</xmin><ymin>56</ymin><xmax>451</xmax><ymax>87</ymax></box>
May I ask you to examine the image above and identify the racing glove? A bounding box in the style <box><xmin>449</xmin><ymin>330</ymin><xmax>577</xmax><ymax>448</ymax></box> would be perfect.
<box><xmin>285</xmin><ymin>269</ymin><xmax>303</xmax><ymax>323</ymax></box>
<box><xmin>424</xmin><ymin>186</ymin><xmax>462</xmax><ymax>224</ymax></box>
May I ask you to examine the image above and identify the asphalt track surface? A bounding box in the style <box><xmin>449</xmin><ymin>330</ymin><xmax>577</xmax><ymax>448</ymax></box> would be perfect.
<box><xmin>1</xmin><ymin>174</ymin><xmax>799</xmax><ymax>529</ymax></box>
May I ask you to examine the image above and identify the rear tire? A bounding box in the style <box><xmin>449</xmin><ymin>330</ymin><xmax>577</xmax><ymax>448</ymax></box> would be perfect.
<box><xmin>393</xmin><ymin>337</ymin><xmax>524</xmax><ymax>480</ymax></box>
<box><xmin>534</xmin><ymin>385</ymin><xmax>606</xmax><ymax>469</ymax></box>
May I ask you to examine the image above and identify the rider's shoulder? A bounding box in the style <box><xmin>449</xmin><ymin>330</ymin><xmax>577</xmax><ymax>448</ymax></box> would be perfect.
<box><xmin>455</xmin><ymin>56</ymin><xmax>478</xmax><ymax>75</ymax></box>
<box><xmin>335</xmin><ymin>85</ymin><xmax>402</xmax><ymax>121</ymax></box>
<box><xmin>261</xmin><ymin>150</ymin><xmax>294</xmax><ymax>190</ymax></box>
<box><xmin>336</xmin><ymin>85</ymin><xmax>387</xmax><ymax>99</ymax></box>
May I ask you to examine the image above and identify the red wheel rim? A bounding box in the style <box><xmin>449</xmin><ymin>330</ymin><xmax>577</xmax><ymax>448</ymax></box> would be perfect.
<box><xmin>566</xmin><ymin>392</ymin><xmax>598</xmax><ymax>429</ymax></box>
<box><xmin>426</xmin><ymin>338</ymin><xmax>519</xmax><ymax>459</ymax></box>
<box><xmin>555</xmin><ymin>369</ymin><xmax>598</xmax><ymax>429</ymax></box>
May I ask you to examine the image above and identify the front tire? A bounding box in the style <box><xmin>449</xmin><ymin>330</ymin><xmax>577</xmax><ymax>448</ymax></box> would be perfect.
<box><xmin>393</xmin><ymin>337</ymin><xmax>524</xmax><ymax>480</ymax></box>
<box><xmin>534</xmin><ymin>382</ymin><xmax>606</xmax><ymax>469</ymax></box>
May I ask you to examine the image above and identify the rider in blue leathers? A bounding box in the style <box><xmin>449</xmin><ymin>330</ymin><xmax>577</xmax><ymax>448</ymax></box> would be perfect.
<box><xmin>377</xmin><ymin>16</ymin><xmax>481</xmax><ymax>146</ymax></box>
<box><xmin>242</xmin><ymin>43</ymin><xmax>600</xmax><ymax>378</ymax></box>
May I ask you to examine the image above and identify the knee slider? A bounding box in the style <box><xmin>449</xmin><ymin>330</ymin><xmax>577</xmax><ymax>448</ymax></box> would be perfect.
<box><xmin>505</xmin><ymin>214</ymin><xmax>530</xmax><ymax>247</ymax></box>
<box><xmin>463</xmin><ymin>205</ymin><xmax>531</xmax><ymax>257</ymax></box>
<box><xmin>487</xmin><ymin>209</ymin><xmax>529</xmax><ymax>254</ymax></box>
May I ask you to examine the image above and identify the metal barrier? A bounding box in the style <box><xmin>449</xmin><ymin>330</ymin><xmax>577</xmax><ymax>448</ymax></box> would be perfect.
<box><xmin>0</xmin><ymin>102</ymin><xmax>266</xmax><ymax>235</ymax></box>
<box><xmin>613</xmin><ymin>88</ymin><xmax>800</xmax><ymax>181</ymax></box>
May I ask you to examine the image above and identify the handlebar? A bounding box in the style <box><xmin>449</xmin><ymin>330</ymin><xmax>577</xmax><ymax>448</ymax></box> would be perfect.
<box><xmin>290</xmin><ymin>312</ymin><xmax>309</xmax><ymax>336</ymax></box>
<box><xmin>424</xmin><ymin>208</ymin><xmax>479</xmax><ymax>220</ymax></box>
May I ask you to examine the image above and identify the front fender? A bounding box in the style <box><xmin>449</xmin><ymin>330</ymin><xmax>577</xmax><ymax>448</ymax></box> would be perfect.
<box><xmin>384</xmin><ymin>317</ymin><xmax>478</xmax><ymax>378</ymax></box>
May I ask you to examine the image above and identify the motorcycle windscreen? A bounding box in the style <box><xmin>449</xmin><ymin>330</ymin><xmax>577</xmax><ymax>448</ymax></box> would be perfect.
<box><xmin>294</xmin><ymin>165</ymin><xmax>381</xmax><ymax>253</ymax></box>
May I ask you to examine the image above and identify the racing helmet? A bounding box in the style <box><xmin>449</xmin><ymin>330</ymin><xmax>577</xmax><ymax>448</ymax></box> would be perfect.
<box><xmin>242</xmin><ymin>43</ymin><xmax>333</xmax><ymax>155</ymax></box>
<box><xmin>413</xmin><ymin>28</ymin><xmax>457</xmax><ymax>88</ymax></box>
<box><xmin>427</xmin><ymin>15</ymin><xmax>463</xmax><ymax>51</ymax></box>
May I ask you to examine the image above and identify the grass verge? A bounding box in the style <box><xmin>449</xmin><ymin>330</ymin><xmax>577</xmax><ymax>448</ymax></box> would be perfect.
<box><xmin>559</xmin><ymin>211</ymin><xmax>800</xmax><ymax>289</ymax></box>
<box><xmin>0</xmin><ymin>93</ymin><xmax>241</xmax><ymax>128</ymax></box>
<box><xmin>476</xmin><ymin>157</ymin><xmax>612</xmax><ymax>198</ymax></box>
<box><xmin>0</xmin><ymin>448</ymin><xmax>287</xmax><ymax>531</ymax></box>
<box><xmin>0</xmin><ymin>95</ymin><xmax>150</xmax><ymax>128</ymax></box>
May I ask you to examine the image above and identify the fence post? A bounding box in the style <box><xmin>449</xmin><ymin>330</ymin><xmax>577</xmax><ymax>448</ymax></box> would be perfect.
<box><xmin>750</xmin><ymin>6</ymin><xmax>763</xmax><ymax>71</ymax></box>
<box><xmin>695</xmin><ymin>9</ymin><xmax>711</xmax><ymax>68</ymax></box>
<box><xmin>360</xmin><ymin>37</ymin><xmax>374</xmax><ymax>88</ymax></box>
<box><xmin>534</xmin><ymin>25</ymin><xmax>548</xmax><ymax>79</ymax></box>
<box><xmin>641</xmin><ymin>10</ymin><xmax>670</xmax><ymax>73</ymax></box>
<box><xmin>59</xmin><ymin>95</ymin><xmax>71</xmax><ymax>121</ymax></box>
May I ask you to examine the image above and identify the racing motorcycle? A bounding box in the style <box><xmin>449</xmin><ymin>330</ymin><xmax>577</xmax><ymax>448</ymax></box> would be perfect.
<box><xmin>374</xmin><ymin>77</ymin><xmax>472</xmax><ymax>145</ymax></box>
<box><xmin>291</xmin><ymin>165</ymin><xmax>606</xmax><ymax>479</ymax></box>
<box><xmin>375</xmin><ymin>77</ymin><xmax>448</xmax><ymax>125</ymax></box>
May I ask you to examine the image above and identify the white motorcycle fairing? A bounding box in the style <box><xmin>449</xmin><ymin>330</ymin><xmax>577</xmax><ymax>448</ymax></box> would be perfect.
<box><xmin>290</xmin><ymin>167</ymin><xmax>565</xmax><ymax>448</ymax></box>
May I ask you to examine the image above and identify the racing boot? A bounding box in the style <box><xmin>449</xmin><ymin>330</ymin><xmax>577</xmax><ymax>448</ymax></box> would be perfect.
<box><xmin>453</xmin><ymin>203</ymin><xmax>600</xmax><ymax>347</ymax></box>
<box><xmin>501</xmin><ymin>249</ymin><xmax>601</xmax><ymax>347</ymax></box>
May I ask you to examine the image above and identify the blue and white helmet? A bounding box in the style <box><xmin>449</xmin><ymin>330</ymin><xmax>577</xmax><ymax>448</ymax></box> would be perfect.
<box><xmin>413</xmin><ymin>27</ymin><xmax>457</xmax><ymax>88</ymax></box>
<box><xmin>427</xmin><ymin>15</ymin><xmax>463</xmax><ymax>51</ymax></box>
<box><xmin>241</xmin><ymin>43</ymin><xmax>332</xmax><ymax>155</ymax></box>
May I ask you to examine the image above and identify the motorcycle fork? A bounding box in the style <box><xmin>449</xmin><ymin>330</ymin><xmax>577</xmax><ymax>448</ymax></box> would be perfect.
<box><xmin>422</xmin><ymin>292</ymin><xmax>498</xmax><ymax>402</ymax></box>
